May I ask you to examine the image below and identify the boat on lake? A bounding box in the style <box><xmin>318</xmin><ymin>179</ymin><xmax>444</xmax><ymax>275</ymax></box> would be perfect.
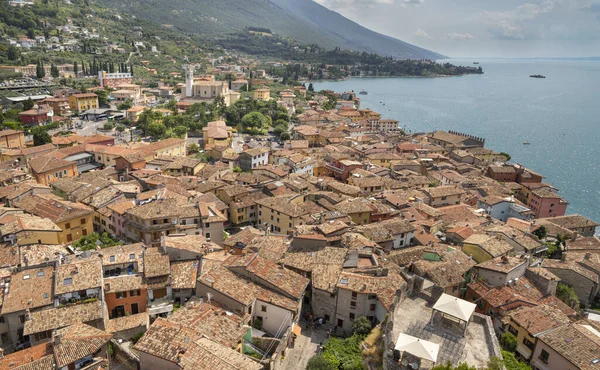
<box><xmin>473</xmin><ymin>62</ymin><xmax>480</xmax><ymax>65</ymax></box>
<box><xmin>530</xmin><ymin>75</ymin><xmax>546</xmax><ymax>79</ymax></box>
<box><xmin>359</xmin><ymin>90</ymin><xmax>368</xmax><ymax>95</ymax></box>
<box><xmin>523</xmin><ymin>141</ymin><xmax>531</xmax><ymax>145</ymax></box>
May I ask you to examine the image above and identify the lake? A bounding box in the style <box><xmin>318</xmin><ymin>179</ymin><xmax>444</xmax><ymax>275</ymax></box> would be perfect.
<box><xmin>315</xmin><ymin>59</ymin><xmax>600</xmax><ymax>226</ymax></box>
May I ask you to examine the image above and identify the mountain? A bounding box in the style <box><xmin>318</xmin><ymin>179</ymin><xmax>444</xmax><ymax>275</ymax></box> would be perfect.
<box><xmin>271</xmin><ymin>0</ymin><xmax>445</xmax><ymax>59</ymax></box>
<box><xmin>93</xmin><ymin>0</ymin><xmax>444</xmax><ymax>59</ymax></box>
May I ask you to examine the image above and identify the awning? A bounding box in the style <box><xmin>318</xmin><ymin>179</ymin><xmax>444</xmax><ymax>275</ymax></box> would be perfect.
<box><xmin>432</xmin><ymin>293</ymin><xmax>476</xmax><ymax>322</ymax></box>
<box><xmin>394</xmin><ymin>333</ymin><xmax>439</xmax><ymax>362</ymax></box>
<box><xmin>292</xmin><ymin>323</ymin><xmax>301</xmax><ymax>337</ymax></box>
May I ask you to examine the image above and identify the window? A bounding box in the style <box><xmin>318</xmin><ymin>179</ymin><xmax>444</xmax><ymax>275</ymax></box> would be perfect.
<box><xmin>82</xmin><ymin>229</ymin><xmax>88</xmax><ymax>236</ymax></box>
<box><xmin>350</xmin><ymin>301</ymin><xmax>356</xmax><ymax>308</ymax></box>
<box><xmin>181</xmin><ymin>219</ymin><xmax>186</xmax><ymax>225</ymax></box>
<box><xmin>0</xmin><ymin>317</ymin><xmax>4</xmax><ymax>324</ymax></box>
<box><xmin>129</xmin><ymin>289</ymin><xmax>141</xmax><ymax>297</ymax></box>
<box><xmin>205</xmin><ymin>233</ymin><xmax>211</xmax><ymax>240</ymax></box>
<box><xmin>370</xmin><ymin>304</ymin><xmax>376</xmax><ymax>311</ymax></box>
<box><xmin>261</xmin><ymin>305</ymin><xmax>267</xmax><ymax>312</ymax></box>
<box><xmin>129</xmin><ymin>254</ymin><xmax>135</xmax><ymax>260</ymax></box>
<box><xmin>153</xmin><ymin>220</ymin><xmax>158</xmax><ymax>225</ymax></box>
<box><xmin>37</xmin><ymin>271</ymin><xmax>45</xmax><ymax>277</ymax></box>
<box><xmin>66</xmin><ymin>234</ymin><xmax>72</xmax><ymax>242</ymax></box>
<box><xmin>523</xmin><ymin>337</ymin><xmax>534</xmax><ymax>351</ymax></box>
<box><xmin>65</xmin><ymin>223</ymin><xmax>71</xmax><ymax>229</ymax></box>
<box><xmin>63</xmin><ymin>278</ymin><xmax>73</xmax><ymax>286</ymax></box>
<box><xmin>19</xmin><ymin>315</ymin><xmax>26</xmax><ymax>324</ymax></box>
<box><xmin>205</xmin><ymin>223</ymin><xmax>210</xmax><ymax>228</ymax></box>
<box><xmin>351</xmin><ymin>291</ymin><xmax>358</xmax><ymax>298</ymax></box>
<box><xmin>368</xmin><ymin>294</ymin><xmax>377</xmax><ymax>300</ymax></box>
<box><xmin>349</xmin><ymin>313</ymin><xmax>355</xmax><ymax>320</ymax></box>
<box><xmin>507</xmin><ymin>325</ymin><xmax>518</xmax><ymax>336</ymax></box>
<box><xmin>116</xmin><ymin>291</ymin><xmax>127</xmax><ymax>299</ymax></box>
<box><xmin>110</xmin><ymin>256</ymin><xmax>115</xmax><ymax>262</ymax></box>
<box><xmin>539</xmin><ymin>349</ymin><xmax>549</xmax><ymax>363</ymax></box>
<box><xmin>337</xmin><ymin>319</ymin><xmax>344</xmax><ymax>327</ymax></box>
<box><xmin>441</xmin><ymin>196</ymin><xmax>447</xmax><ymax>200</ymax></box>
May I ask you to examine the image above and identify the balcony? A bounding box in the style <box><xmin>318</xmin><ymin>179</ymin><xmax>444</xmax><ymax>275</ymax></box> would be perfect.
<box><xmin>128</xmin><ymin>219</ymin><xmax>176</xmax><ymax>232</ymax></box>
<box><xmin>325</xmin><ymin>163</ymin><xmax>344</xmax><ymax>173</ymax></box>
<box><xmin>147</xmin><ymin>297</ymin><xmax>173</xmax><ymax>316</ymax></box>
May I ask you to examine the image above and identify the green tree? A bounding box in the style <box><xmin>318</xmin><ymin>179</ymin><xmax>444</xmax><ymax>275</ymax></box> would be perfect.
<box><xmin>117</xmin><ymin>100</ymin><xmax>133</xmax><ymax>111</ymax></box>
<box><xmin>116</xmin><ymin>124</ymin><xmax>126</xmax><ymax>133</ymax></box>
<box><xmin>532</xmin><ymin>226</ymin><xmax>547</xmax><ymax>240</ymax></box>
<box><xmin>72</xmin><ymin>232</ymin><xmax>121</xmax><ymax>251</ymax></box>
<box><xmin>103</xmin><ymin>122</ymin><xmax>115</xmax><ymax>130</ymax></box>
<box><xmin>147</xmin><ymin>122</ymin><xmax>167</xmax><ymax>139</ymax></box>
<box><xmin>23</xmin><ymin>98</ymin><xmax>35</xmax><ymax>111</ymax></box>
<box><xmin>27</xmin><ymin>28</ymin><xmax>35</xmax><ymax>39</ymax></box>
<box><xmin>488</xmin><ymin>350</ymin><xmax>531</xmax><ymax>370</ymax></box>
<box><xmin>306</xmin><ymin>355</ymin><xmax>337</xmax><ymax>370</ymax></box>
<box><xmin>187</xmin><ymin>143</ymin><xmax>200</xmax><ymax>154</ymax></box>
<box><xmin>31</xmin><ymin>127</ymin><xmax>52</xmax><ymax>146</ymax></box>
<box><xmin>500</xmin><ymin>332</ymin><xmax>517</xmax><ymax>352</ymax></box>
<box><xmin>50</xmin><ymin>64</ymin><xmax>59</xmax><ymax>78</ymax></box>
<box><xmin>308</xmin><ymin>83</ymin><xmax>314</xmax><ymax>92</ymax></box>
<box><xmin>7</xmin><ymin>45</ymin><xmax>20</xmax><ymax>61</ymax></box>
<box><xmin>172</xmin><ymin>125</ymin><xmax>188</xmax><ymax>138</ymax></box>
<box><xmin>556</xmin><ymin>282</ymin><xmax>580</xmax><ymax>308</ymax></box>
<box><xmin>233</xmin><ymin>166</ymin><xmax>243</xmax><ymax>173</ymax></box>
<box><xmin>351</xmin><ymin>316</ymin><xmax>372</xmax><ymax>336</ymax></box>
<box><xmin>241</xmin><ymin>111</ymin><xmax>269</xmax><ymax>135</ymax></box>
<box><xmin>73</xmin><ymin>61</ymin><xmax>78</xmax><ymax>77</ymax></box>
<box><xmin>280</xmin><ymin>132</ymin><xmax>291</xmax><ymax>141</ymax></box>
<box><xmin>499</xmin><ymin>152</ymin><xmax>512</xmax><ymax>161</ymax></box>
<box><xmin>96</xmin><ymin>89</ymin><xmax>109</xmax><ymax>106</ymax></box>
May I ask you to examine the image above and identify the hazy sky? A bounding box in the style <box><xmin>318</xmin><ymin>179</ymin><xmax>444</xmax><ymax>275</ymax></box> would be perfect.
<box><xmin>314</xmin><ymin>0</ymin><xmax>600</xmax><ymax>57</ymax></box>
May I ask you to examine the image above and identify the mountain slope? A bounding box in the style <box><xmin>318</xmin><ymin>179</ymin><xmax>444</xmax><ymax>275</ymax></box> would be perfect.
<box><xmin>271</xmin><ymin>0</ymin><xmax>445</xmax><ymax>59</ymax></box>
<box><xmin>93</xmin><ymin>0</ymin><xmax>443</xmax><ymax>59</ymax></box>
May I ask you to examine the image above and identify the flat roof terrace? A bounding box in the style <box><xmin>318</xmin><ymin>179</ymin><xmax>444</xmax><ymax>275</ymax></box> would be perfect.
<box><xmin>386</xmin><ymin>295</ymin><xmax>501</xmax><ymax>369</ymax></box>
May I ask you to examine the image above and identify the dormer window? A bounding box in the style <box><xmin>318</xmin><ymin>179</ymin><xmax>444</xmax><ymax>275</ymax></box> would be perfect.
<box><xmin>23</xmin><ymin>275</ymin><xmax>30</xmax><ymax>280</ymax></box>
<box><xmin>63</xmin><ymin>278</ymin><xmax>73</xmax><ymax>286</ymax></box>
<box><xmin>129</xmin><ymin>254</ymin><xmax>135</xmax><ymax>260</ymax></box>
<box><xmin>37</xmin><ymin>271</ymin><xmax>44</xmax><ymax>277</ymax></box>
<box><xmin>110</xmin><ymin>256</ymin><xmax>116</xmax><ymax>262</ymax></box>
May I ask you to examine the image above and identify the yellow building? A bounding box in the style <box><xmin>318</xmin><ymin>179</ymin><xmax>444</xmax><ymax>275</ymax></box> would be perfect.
<box><xmin>13</xmin><ymin>194</ymin><xmax>94</xmax><ymax>244</ymax></box>
<box><xmin>366</xmin><ymin>153</ymin><xmax>402</xmax><ymax>168</ymax></box>
<box><xmin>503</xmin><ymin>305</ymin><xmax>571</xmax><ymax>361</ymax></box>
<box><xmin>253</xmin><ymin>88</ymin><xmax>271</xmax><ymax>101</ymax></box>
<box><xmin>0</xmin><ymin>213</ymin><xmax>62</xmax><ymax>245</ymax></box>
<box><xmin>332</xmin><ymin>198</ymin><xmax>373</xmax><ymax>225</ymax></box>
<box><xmin>68</xmin><ymin>93</ymin><xmax>99</xmax><ymax>112</ymax></box>
<box><xmin>255</xmin><ymin>196</ymin><xmax>309</xmax><ymax>235</ymax></box>
<box><xmin>28</xmin><ymin>155</ymin><xmax>78</xmax><ymax>186</ymax></box>
<box><xmin>202</xmin><ymin>121</ymin><xmax>233</xmax><ymax>148</ymax></box>
<box><xmin>127</xmin><ymin>106</ymin><xmax>145</xmax><ymax>123</ymax></box>
<box><xmin>0</xmin><ymin>129</ymin><xmax>26</xmax><ymax>149</ymax></box>
<box><xmin>462</xmin><ymin>234</ymin><xmax>513</xmax><ymax>263</ymax></box>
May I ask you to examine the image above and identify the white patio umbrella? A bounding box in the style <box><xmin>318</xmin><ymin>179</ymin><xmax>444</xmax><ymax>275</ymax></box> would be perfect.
<box><xmin>394</xmin><ymin>333</ymin><xmax>440</xmax><ymax>363</ymax></box>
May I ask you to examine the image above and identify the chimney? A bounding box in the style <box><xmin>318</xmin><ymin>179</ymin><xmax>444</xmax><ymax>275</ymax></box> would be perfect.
<box><xmin>584</xmin><ymin>252</ymin><xmax>591</xmax><ymax>260</ymax></box>
<box><xmin>53</xmin><ymin>331</ymin><xmax>61</xmax><ymax>346</ymax></box>
<box><xmin>560</xmin><ymin>253</ymin><xmax>567</xmax><ymax>262</ymax></box>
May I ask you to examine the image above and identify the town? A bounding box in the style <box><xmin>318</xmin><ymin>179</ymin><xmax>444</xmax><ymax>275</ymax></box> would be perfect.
<box><xmin>0</xmin><ymin>2</ymin><xmax>599</xmax><ymax>370</ymax></box>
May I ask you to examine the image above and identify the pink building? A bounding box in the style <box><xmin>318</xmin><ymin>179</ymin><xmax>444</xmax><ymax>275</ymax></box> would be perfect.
<box><xmin>528</xmin><ymin>189</ymin><xmax>568</xmax><ymax>219</ymax></box>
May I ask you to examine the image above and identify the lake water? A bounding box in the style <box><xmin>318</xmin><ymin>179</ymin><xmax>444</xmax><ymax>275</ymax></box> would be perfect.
<box><xmin>315</xmin><ymin>59</ymin><xmax>600</xmax><ymax>225</ymax></box>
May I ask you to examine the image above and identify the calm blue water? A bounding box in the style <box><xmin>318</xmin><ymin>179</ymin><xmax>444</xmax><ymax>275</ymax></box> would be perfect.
<box><xmin>315</xmin><ymin>59</ymin><xmax>600</xmax><ymax>225</ymax></box>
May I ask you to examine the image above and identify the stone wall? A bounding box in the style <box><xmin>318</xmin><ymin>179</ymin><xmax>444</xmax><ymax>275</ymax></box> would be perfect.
<box><xmin>472</xmin><ymin>313</ymin><xmax>503</xmax><ymax>360</ymax></box>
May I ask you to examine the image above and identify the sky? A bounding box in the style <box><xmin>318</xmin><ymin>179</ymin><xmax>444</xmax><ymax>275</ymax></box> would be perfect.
<box><xmin>313</xmin><ymin>0</ymin><xmax>600</xmax><ymax>58</ymax></box>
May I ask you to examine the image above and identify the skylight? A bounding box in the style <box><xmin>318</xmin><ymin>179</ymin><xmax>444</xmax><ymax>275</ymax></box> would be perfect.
<box><xmin>63</xmin><ymin>278</ymin><xmax>73</xmax><ymax>286</ymax></box>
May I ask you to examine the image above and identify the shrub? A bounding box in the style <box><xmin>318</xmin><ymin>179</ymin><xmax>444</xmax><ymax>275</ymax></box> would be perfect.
<box><xmin>500</xmin><ymin>332</ymin><xmax>517</xmax><ymax>352</ymax></box>
<box><xmin>351</xmin><ymin>316</ymin><xmax>372</xmax><ymax>336</ymax></box>
<box><xmin>306</xmin><ymin>355</ymin><xmax>337</xmax><ymax>370</ymax></box>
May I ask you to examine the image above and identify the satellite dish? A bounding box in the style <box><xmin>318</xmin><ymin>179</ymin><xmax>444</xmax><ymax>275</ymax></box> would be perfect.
<box><xmin>409</xmin><ymin>363</ymin><xmax>419</xmax><ymax>370</ymax></box>
<box><xmin>401</xmin><ymin>359</ymin><xmax>408</xmax><ymax>366</ymax></box>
